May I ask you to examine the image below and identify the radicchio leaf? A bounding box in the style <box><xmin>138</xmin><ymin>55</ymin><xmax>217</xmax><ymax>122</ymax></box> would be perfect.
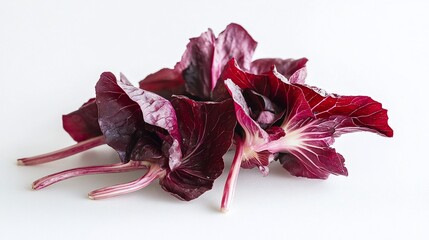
<box><xmin>223</xmin><ymin>60</ymin><xmax>392</xmax><ymax>180</ymax></box>
<box><xmin>214</xmin><ymin>58</ymin><xmax>308</xmax><ymax>100</ymax></box>
<box><xmin>295</xmin><ymin>84</ymin><xmax>394</xmax><ymax>137</ymax></box>
<box><xmin>139</xmin><ymin>68</ymin><xmax>186</xmax><ymax>99</ymax></box>
<box><xmin>96</xmin><ymin>72</ymin><xmax>182</xmax><ymax>166</ymax></box>
<box><xmin>242</xmin><ymin>89</ymin><xmax>284</xmax><ymax>128</ymax></box>
<box><xmin>62</xmin><ymin>98</ymin><xmax>102</xmax><ymax>142</ymax></box>
<box><xmin>288</xmin><ymin>67</ymin><xmax>308</xmax><ymax>84</ymax></box>
<box><xmin>219</xmin><ymin>59</ymin><xmax>308</xmax><ymax>108</ymax></box>
<box><xmin>213</xmin><ymin>24</ymin><xmax>258</xmax><ymax>81</ymax></box>
<box><xmin>260</xmin><ymin>117</ymin><xmax>349</xmax><ymax>178</ymax></box>
<box><xmin>95</xmin><ymin>72</ymin><xmax>147</xmax><ymax>162</ymax></box>
<box><xmin>94</xmin><ymin>73</ymin><xmax>236</xmax><ymax>200</ymax></box>
<box><xmin>182</xmin><ymin>23</ymin><xmax>257</xmax><ymax>100</ymax></box>
<box><xmin>226</xmin><ymin>68</ymin><xmax>348</xmax><ymax>177</ymax></box>
<box><xmin>278</xmin><ymin>152</ymin><xmax>330</xmax><ymax>179</ymax></box>
<box><xmin>139</xmin><ymin>23</ymin><xmax>258</xmax><ymax>101</ymax></box>
<box><xmin>121</xmin><ymin>74</ymin><xmax>183</xmax><ymax>166</ymax></box>
<box><xmin>221</xmin><ymin>59</ymin><xmax>322</xmax><ymax>175</ymax></box>
<box><xmin>250</xmin><ymin>57</ymin><xmax>308</xmax><ymax>80</ymax></box>
<box><xmin>160</xmin><ymin>96</ymin><xmax>236</xmax><ymax>200</ymax></box>
<box><xmin>180</xmin><ymin>29</ymin><xmax>216</xmax><ymax>99</ymax></box>
<box><xmin>224</xmin><ymin>59</ymin><xmax>393</xmax><ymax>137</ymax></box>
<box><xmin>224</xmin><ymin>79</ymin><xmax>272</xmax><ymax>173</ymax></box>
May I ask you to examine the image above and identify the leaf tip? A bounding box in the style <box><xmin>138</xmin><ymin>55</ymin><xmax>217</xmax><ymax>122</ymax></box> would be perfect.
<box><xmin>386</xmin><ymin>128</ymin><xmax>394</xmax><ymax>138</ymax></box>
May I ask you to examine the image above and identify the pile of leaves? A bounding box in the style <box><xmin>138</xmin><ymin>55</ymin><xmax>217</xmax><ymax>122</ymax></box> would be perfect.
<box><xmin>19</xmin><ymin>23</ymin><xmax>393</xmax><ymax>212</ymax></box>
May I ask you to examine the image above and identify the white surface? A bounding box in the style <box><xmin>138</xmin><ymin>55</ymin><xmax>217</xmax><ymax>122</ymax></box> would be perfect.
<box><xmin>1</xmin><ymin>0</ymin><xmax>428</xmax><ymax>239</ymax></box>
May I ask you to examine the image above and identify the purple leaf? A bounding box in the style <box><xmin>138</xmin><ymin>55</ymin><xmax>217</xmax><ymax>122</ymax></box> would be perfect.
<box><xmin>141</xmin><ymin>24</ymin><xmax>261</xmax><ymax>101</ymax></box>
<box><xmin>242</xmin><ymin>89</ymin><xmax>283</xmax><ymax>128</ymax></box>
<box><xmin>119</xmin><ymin>73</ymin><xmax>182</xmax><ymax>167</ymax></box>
<box><xmin>95</xmin><ymin>72</ymin><xmax>148</xmax><ymax>162</ymax></box>
<box><xmin>224</xmin><ymin>62</ymin><xmax>392</xmax><ymax>177</ymax></box>
<box><xmin>288</xmin><ymin>67</ymin><xmax>307</xmax><ymax>84</ymax></box>
<box><xmin>161</xmin><ymin>96</ymin><xmax>236</xmax><ymax>200</ymax></box>
<box><xmin>278</xmin><ymin>153</ymin><xmax>330</xmax><ymax>179</ymax></box>
<box><xmin>218</xmin><ymin>59</ymin><xmax>285</xmax><ymax>102</ymax></box>
<box><xmin>62</xmin><ymin>98</ymin><xmax>102</xmax><ymax>142</ymax></box>
<box><xmin>220</xmin><ymin>59</ymin><xmax>313</xmax><ymax>118</ymax></box>
<box><xmin>225</xmin><ymin>79</ymin><xmax>270</xmax><ymax>145</ymax></box>
<box><xmin>222</xmin><ymin>59</ymin><xmax>393</xmax><ymax>138</ymax></box>
<box><xmin>224</xmin><ymin>79</ymin><xmax>281</xmax><ymax>177</ymax></box>
<box><xmin>250</xmin><ymin>57</ymin><xmax>308</xmax><ymax>80</ymax></box>
<box><xmin>96</xmin><ymin>72</ymin><xmax>182</xmax><ymax>165</ymax></box>
<box><xmin>213</xmin><ymin>23</ymin><xmax>258</xmax><ymax>81</ymax></box>
<box><xmin>180</xmin><ymin>29</ymin><xmax>216</xmax><ymax>99</ymax></box>
<box><xmin>296</xmin><ymin>84</ymin><xmax>394</xmax><ymax>137</ymax></box>
<box><xmin>260</xmin><ymin>117</ymin><xmax>349</xmax><ymax>178</ymax></box>
<box><xmin>139</xmin><ymin>68</ymin><xmax>185</xmax><ymax>99</ymax></box>
<box><xmin>95</xmin><ymin>73</ymin><xmax>236</xmax><ymax>201</ymax></box>
<box><xmin>222</xmin><ymin>63</ymin><xmax>318</xmax><ymax>173</ymax></box>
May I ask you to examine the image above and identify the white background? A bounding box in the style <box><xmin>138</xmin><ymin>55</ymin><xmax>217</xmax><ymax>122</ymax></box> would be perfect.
<box><xmin>1</xmin><ymin>0</ymin><xmax>428</xmax><ymax>239</ymax></box>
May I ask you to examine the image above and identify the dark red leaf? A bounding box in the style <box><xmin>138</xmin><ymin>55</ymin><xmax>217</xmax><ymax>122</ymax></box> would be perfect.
<box><xmin>296</xmin><ymin>84</ymin><xmax>394</xmax><ymax>137</ymax></box>
<box><xmin>181</xmin><ymin>29</ymin><xmax>216</xmax><ymax>99</ymax></box>
<box><xmin>95</xmin><ymin>72</ymin><xmax>181</xmax><ymax>164</ymax></box>
<box><xmin>261</xmin><ymin>117</ymin><xmax>349</xmax><ymax>178</ymax></box>
<box><xmin>242</xmin><ymin>89</ymin><xmax>283</xmax><ymax>128</ymax></box>
<box><xmin>139</xmin><ymin>68</ymin><xmax>185</xmax><ymax>99</ymax></box>
<box><xmin>250</xmin><ymin>57</ymin><xmax>308</xmax><ymax>80</ymax></box>
<box><xmin>140</xmin><ymin>24</ymin><xmax>261</xmax><ymax>101</ymax></box>
<box><xmin>278</xmin><ymin>153</ymin><xmax>330</xmax><ymax>179</ymax></box>
<box><xmin>96</xmin><ymin>73</ymin><xmax>236</xmax><ymax>200</ymax></box>
<box><xmin>224</xmin><ymin>79</ymin><xmax>277</xmax><ymax>174</ymax></box>
<box><xmin>223</xmin><ymin>61</ymin><xmax>392</xmax><ymax>179</ymax></box>
<box><xmin>214</xmin><ymin>23</ymin><xmax>258</xmax><ymax>78</ymax></box>
<box><xmin>161</xmin><ymin>96</ymin><xmax>236</xmax><ymax>200</ymax></box>
<box><xmin>221</xmin><ymin>59</ymin><xmax>314</xmax><ymax>120</ymax></box>
<box><xmin>62</xmin><ymin>98</ymin><xmax>102</xmax><ymax>142</ymax></box>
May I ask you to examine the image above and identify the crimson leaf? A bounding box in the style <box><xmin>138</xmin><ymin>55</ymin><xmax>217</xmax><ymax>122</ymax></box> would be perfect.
<box><xmin>161</xmin><ymin>96</ymin><xmax>236</xmax><ymax>200</ymax></box>
<box><xmin>62</xmin><ymin>98</ymin><xmax>102</xmax><ymax>142</ymax></box>
<box><xmin>295</xmin><ymin>84</ymin><xmax>394</xmax><ymax>137</ymax></box>
<box><xmin>220</xmin><ymin>61</ymin><xmax>393</xmax><ymax>211</ymax></box>
<box><xmin>181</xmin><ymin>23</ymin><xmax>257</xmax><ymax>100</ymax></box>
<box><xmin>96</xmin><ymin>72</ymin><xmax>181</xmax><ymax>165</ymax></box>
<box><xmin>93</xmin><ymin>73</ymin><xmax>236</xmax><ymax>200</ymax></box>
<box><xmin>250</xmin><ymin>57</ymin><xmax>308</xmax><ymax>80</ymax></box>
<box><xmin>224</xmin><ymin>60</ymin><xmax>393</xmax><ymax>179</ymax></box>
<box><xmin>139</xmin><ymin>68</ymin><xmax>186</xmax><ymax>99</ymax></box>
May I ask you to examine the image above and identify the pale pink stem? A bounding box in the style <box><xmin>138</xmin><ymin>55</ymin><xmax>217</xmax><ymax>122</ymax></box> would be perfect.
<box><xmin>18</xmin><ymin>136</ymin><xmax>106</xmax><ymax>166</ymax></box>
<box><xmin>32</xmin><ymin>160</ymin><xmax>147</xmax><ymax>190</ymax></box>
<box><xmin>221</xmin><ymin>137</ymin><xmax>244</xmax><ymax>213</ymax></box>
<box><xmin>88</xmin><ymin>164</ymin><xmax>165</xmax><ymax>200</ymax></box>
